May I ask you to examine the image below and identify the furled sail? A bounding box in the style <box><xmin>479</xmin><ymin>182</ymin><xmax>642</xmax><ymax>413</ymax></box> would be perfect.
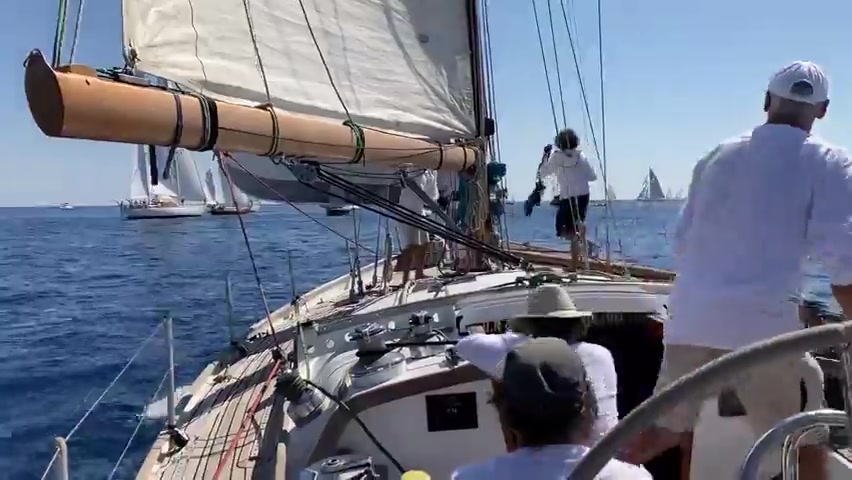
<box><xmin>122</xmin><ymin>0</ymin><xmax>479</xmax><ymax>204</ymax></box>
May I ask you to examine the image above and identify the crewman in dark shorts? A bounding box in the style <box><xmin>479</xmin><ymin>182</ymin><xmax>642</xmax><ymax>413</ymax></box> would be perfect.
<box><xmin>539</xmin><ymin>129</ymin><xmax>598</xmax><ymax>270</ymax></box>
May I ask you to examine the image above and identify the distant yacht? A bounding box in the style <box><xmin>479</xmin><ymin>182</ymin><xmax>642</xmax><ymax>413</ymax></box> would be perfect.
<box><xmin>119</xmin><ymin>145</ymin><xmax>209</xmax><ymax>219</ymax></box>
<box><xmin>59</xmin><ymin>203</ymin><xmax>74</xmax><ymax>210</ymax></box>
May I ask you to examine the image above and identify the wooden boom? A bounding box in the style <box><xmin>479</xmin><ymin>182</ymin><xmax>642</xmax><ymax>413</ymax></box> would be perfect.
<box><xmin>23</xmin><ymin>50</ymin><xmax>478</xmax><ymax>172</ymax></box>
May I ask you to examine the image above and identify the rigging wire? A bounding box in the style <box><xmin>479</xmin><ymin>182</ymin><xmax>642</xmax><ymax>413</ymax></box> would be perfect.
<box><xmin>39</xmin><ymin>319</ymin><xmax>167</xmax><ymax>480</ymax></box>
<box><xmin>556</xmin><ymin>0</ymin><xmax>621</xmax><ymax>260</ymax></box>
<box><xmin>530</xmin><ymin>0</ymin><xmax>560</xmax><ymax>134</ymax></box>
<box><xmin>107</xmin><ymin>369</ymin><xmax>170</xmax><ymax>480</ymax></box>
<box><xmin>50</xmin><ymin>0</ymin><xmax>69</xmax><ymax>68</ymax></box>
<box><xmin>481</xmin><ymin>0</ymin><xmax>511</xmax><ymax>247</ymax></box>
<box><xmin>68</xmin><ymin>0</ymin><xmax>85</xmax><ymax>63</ymax></box>
<box><xmin>216</xmin><ymin>153</ymin><xmax>284</xmax><ymax>355</ymax></box>
<box><xmin>545</xmin><ymin>0</ymin><xmax>568</xmax><ymax>127</ymax></box>
<box><xmin>219</xmin><ymin>153</ymin><xmax>376</xmax><ymax>255</ymax></box>
<box><xmin>595</xmin><ymin>0</ymin><xmax>612</xmax><ymax>261</ymax></box>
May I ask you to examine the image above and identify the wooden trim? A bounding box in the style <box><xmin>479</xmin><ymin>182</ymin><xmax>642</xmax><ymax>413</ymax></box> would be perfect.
<box><xmin>309</xmin><ymin>364</ymin><xmax>488</xmax><ymax>463</ymax></box>
<box><xmin>23</xmin><ymin>51</ymin><xmax>477</xmax><ymax>172</ymax></box>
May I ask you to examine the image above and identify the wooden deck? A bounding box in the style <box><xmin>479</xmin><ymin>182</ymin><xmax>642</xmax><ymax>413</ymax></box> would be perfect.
<box><xmin>140</xmin><ymin>334</ymin><xmax>291</xmax><ymax>480</ymax></box>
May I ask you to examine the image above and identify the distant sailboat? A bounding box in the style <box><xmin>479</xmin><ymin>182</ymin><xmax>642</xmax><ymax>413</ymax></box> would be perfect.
<box><xmin>636</xmin><ymin>168</ymin><xmax>667</xmax><ymax>201</ymax></box>
<box><xmin>58</xmin><ymin>203</ymin><xmax>74</xmax><ymax>210</ymax></box>
<box><xmin>119</xmin><ymin>145</ymin><xmax>208</xmax><ymax>219</ymax></box>
<box><xmin>208</xmin><ymin>161</ymin><xmax>260</xmax><ymax>215</ymax></box>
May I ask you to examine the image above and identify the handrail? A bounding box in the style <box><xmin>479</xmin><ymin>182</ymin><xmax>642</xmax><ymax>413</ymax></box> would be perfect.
<box><xmin>781</xmin><ymin>422</ymin><xmax>830</xmax><ymax>479</ymax></box>
<box><xmin>738</xmin><ymin>409</ymin><xmax>848</xmax><ymax>479</ymax></box>
<box><xmin>570</xmin><ymin>320</ymin><xmax>852</xmax><ymax>479</ymax></box>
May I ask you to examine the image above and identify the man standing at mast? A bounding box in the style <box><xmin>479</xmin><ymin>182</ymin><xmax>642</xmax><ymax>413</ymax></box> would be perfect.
<box><xmin>396</xmin><ymin>170</ymin><xmax>439</xmax><ymax>284</ymax></box>
<box><xmin>539</xmin><ymin>129</ymin><xmax>598</xmax><ymax>270</ymax></box>
<box><xmin>628</xmin><ymin>61</ymin><xmax>852</xmax><ymax>480</ymax></box>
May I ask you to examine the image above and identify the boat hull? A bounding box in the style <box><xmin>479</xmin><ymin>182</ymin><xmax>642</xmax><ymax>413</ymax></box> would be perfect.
<box><xmin>209</xmin><ymin>202</ymin><xmax>261</xmax><ymax>215</ymax></box>
<box><xmin>324</xmin><ymin>206</ymin><xmax>356</xmax><ymax>216</ymax></box>
<box><xmin>121</xmin><ymin>203</ymin><xmax>207</xmax><ymax>219</ymax></box>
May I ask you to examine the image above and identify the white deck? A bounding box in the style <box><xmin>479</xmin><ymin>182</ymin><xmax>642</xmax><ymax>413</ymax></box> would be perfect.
<box><xmin>136</xmin><ymin>257</ymin><xmax>852</xmax><ymax>480</ymax></box>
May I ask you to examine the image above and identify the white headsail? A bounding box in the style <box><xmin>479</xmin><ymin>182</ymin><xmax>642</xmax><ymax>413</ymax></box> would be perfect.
<box><xmin>122</xmin><ymin>0</ymin><xmax>479</xmax><ymax>203</ymax></box>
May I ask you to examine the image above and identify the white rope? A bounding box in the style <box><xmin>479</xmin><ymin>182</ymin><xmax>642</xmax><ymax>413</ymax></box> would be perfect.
<box><xmin>107</xmin><ymin>369</ymin><xmax>170</xmax><ymax>480</ymax></box>
<box><xmin>68</xmin><ymin>0</ymin><xmax>85</xmax><ymax>63</ymax></box>
<box><xmin>39</xmin><ymin>319</ymin><xmax>167</xmax><ymax>480</ymax></box>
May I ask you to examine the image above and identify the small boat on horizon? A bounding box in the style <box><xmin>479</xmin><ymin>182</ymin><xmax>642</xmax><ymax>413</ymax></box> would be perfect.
<box><xmin>58</xmin><ymin>203</ymin><xmax>74</xmax><ymax>210</ymax></box>
<box><xmin>322</xmin><ymin>204</ymin><xmax>358</xmax><ymax>216</ymax></box>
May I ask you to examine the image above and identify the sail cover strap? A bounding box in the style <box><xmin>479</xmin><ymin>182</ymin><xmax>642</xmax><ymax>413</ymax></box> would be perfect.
<box><xmin>161</xmin><ymin>92</ymin><xmax>184</xmax><ymax>179</ymax></box>
<box><xmin>343</xmin><ymin>120</ymin><xmax>366</xmax><ymax>165</ymax></box>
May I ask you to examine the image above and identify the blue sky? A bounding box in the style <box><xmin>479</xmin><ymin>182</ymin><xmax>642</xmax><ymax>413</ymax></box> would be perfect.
<box><xmin>2</xmin><ymin>0</ymin><xmax>851</xmax><ymax>206</ymax></box>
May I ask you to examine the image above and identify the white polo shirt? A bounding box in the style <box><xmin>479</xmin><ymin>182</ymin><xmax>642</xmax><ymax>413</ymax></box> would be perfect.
<box><xmin>539</xmin><ymin>148</ymin><xmax>598</xmax><ymax>198</ymax></box>
<box><xmin>666</xmin><ymin>124</ymin><xmax>852</xmax><ymax>350</ymax></box>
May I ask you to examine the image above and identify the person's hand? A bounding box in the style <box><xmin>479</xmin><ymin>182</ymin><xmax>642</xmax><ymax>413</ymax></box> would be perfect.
<box><xmin>543</xmin><ymin>144</ymin><xmax>553</xmax><ymax>154</ymax></box>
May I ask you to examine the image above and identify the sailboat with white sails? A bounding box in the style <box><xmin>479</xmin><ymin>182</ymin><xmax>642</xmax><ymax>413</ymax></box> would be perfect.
<box><xmin>205</xmin><ymin>160</ymin><xmax>260</xmax><ymax>215</ymax></box>
<box><xmin>24</xmin><ymin>0</ymin><xmax>852</xmax><ymax>479</ymax></box>
<box><xmin>120</xmin><ymin>145</ymin><xmax>209</xmax><ymax>219</ymax></box>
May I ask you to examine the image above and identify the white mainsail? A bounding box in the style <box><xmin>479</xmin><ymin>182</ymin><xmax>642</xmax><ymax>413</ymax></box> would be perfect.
<box><xmin>212</xmin><ymin>164</ymin><xmax>253</xmax><ymax>208</ymax></box>
<box><xmin>122</xmin><ymin>0</ymin><xmax>478</xmax><ymax>204</ymax></box>
<box><xmin>147</xmin><ymin>146</ymin><xmax>207</xmax><ymax>203</ymax></box>
<box><xmin>122</xmin><ymin>0</ymin><xmax>477</xmax><ymax>141</ymax></box>
<box><xmin>129</xmin><ymin>144</ymin><xmax>150</xmax><ymax>200</ymax></box>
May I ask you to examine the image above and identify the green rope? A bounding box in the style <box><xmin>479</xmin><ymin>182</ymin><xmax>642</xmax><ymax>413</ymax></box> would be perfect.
<box><xmin>51</xmin><ymin>0</ymin><xmax>69</xmax><ymax>68</ymax></box>
<box><xmin>343</xmin><ymin>120</ymin><xmax>366</xmax><ymax>164</ymax></box>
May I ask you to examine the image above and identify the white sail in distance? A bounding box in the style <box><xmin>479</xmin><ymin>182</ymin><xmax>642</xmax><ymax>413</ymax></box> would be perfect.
<box><xmin>129</xmin><ymin>144</ymin><xmax>150</xmax><ymax>200</ymax></box>
<box><xmin>122</xmin><ymin>0</ymin><xmax>480</xmax><ymax>204</ymax></box>
<box><xmin>122</xmin><ymin>0</ymin><xmax>477</xmax><ymax>141</ymax></box>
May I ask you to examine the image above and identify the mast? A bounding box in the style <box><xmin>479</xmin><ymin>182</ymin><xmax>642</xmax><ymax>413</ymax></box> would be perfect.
<box><xmin>24</xmin><ymin>54</ymin><xmax>476</xmax><ymax>172</ymax></box>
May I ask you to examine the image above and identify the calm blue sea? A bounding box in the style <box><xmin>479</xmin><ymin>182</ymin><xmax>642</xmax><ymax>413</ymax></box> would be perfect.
<box><xmin>0</xmin><ymin>202</ymin><xmax>834</xmax><ymax>479</ymax></box>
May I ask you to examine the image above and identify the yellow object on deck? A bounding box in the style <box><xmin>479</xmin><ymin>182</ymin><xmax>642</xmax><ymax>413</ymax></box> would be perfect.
<box><xmin>401</xmin><ymin>471</ymin><xmax>431</xmax><ymax>480</ymax></box>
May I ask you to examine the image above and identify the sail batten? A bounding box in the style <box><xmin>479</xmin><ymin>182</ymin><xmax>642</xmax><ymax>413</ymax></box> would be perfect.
<box><xmin>123</xmin><ymin>0</ymin><xmax>477</xmax><ymax>141</ymax></box>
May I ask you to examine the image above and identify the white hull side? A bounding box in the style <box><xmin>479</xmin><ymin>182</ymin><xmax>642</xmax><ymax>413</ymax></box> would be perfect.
<box><xmin>121</xmin><ymin>203</ymin><xmax>207</xmax><ymax>219</ymax></box>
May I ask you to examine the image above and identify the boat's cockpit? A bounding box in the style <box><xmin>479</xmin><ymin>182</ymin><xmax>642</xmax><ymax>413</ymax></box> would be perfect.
<box><xmin>291</xmin><ymin>281</ymin><xmax>684</xmax><ymax>479</ymax></box>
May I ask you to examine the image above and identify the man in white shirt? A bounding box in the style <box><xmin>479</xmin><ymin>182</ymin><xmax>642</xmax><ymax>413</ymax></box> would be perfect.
<box><xmin>452</xmin><ymin>336</ymin><xmax>651</xmax><ymax>479</ymax></box>
<box><xmin>457</xmin><ymin>285</ymin><xmax>620</xmax><ymax>445</ymax></box>
<box><xmin>396</xmin><ymin>170</ymin><xmax>439</xmax><ymax>284</ymax></box>
<box><xmin>628</xmin><ymin>61</ymin><xmax>852</xmax><ymax>480</ymax></box>
<box><xmin>539</xmin><ymin>129</ymin><xmax>598</xmax><ymax>270</ymax></box>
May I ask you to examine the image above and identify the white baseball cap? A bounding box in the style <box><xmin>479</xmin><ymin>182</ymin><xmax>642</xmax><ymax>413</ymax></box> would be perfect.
<box><xmin>767</xmin><ymin>61</ymin><xmax>829</xmax><ymax>105</ymax></box>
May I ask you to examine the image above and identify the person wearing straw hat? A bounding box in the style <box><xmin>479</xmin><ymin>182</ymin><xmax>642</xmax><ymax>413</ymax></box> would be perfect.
<box><xmin>457</xmin><ymin>285</ymin><xmax>620</xmax><ymax>446</ymax></box>
<box><xmin>451</xmin><ymin>336</ymin><xmax>649</xmax><ymax>479</ymax></box>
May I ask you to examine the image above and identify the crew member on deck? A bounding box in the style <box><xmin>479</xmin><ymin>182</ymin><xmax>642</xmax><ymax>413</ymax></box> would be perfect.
<box><xmin>451</xmin><ymin>337</ymin><xmax>650</xmax><ymax>479</ymax></box>
<box><xmin>626</xmin><ymin>61</ymin><xmax>852</xmax><ymax>480</ymax></box>
<box><xmin>457</xmin><ymin>285</ymin><xmax>619</xmax><ymax>446</ymax></box>
<box><xmin>538</xmin><ymin>129</ymin><xmax>597</xmax><ymax>270</ymax></box>
<box><xmin>396</xmin><ymin>170</ymin><xmax>439</xmax><ymax>284</ymax></box>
